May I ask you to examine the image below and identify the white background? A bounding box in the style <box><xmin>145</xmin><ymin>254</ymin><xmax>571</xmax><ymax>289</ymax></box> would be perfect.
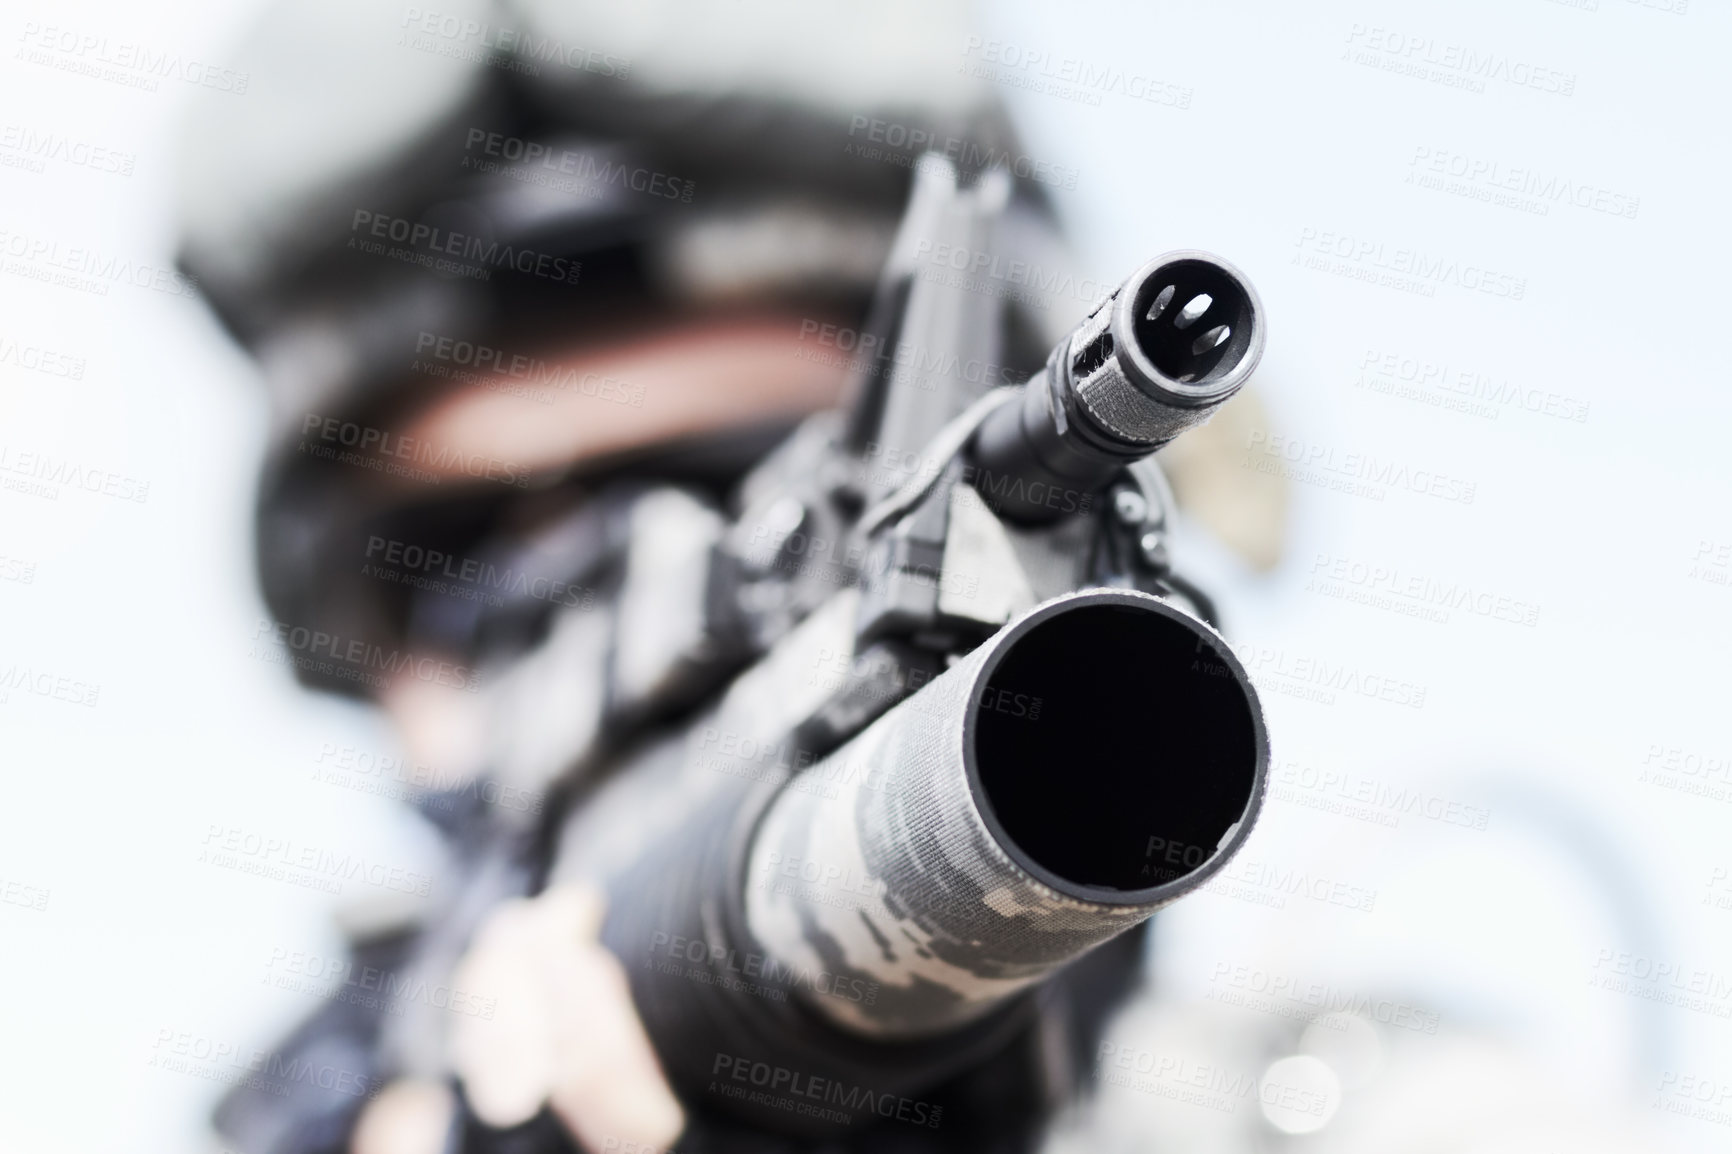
<box><xmin>2</xmin><ymin>1</ymin><xmax>1728</xmax><ymax>1151</ymax></box>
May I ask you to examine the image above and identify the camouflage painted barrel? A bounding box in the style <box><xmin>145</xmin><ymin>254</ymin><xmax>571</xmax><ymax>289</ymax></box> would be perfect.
<box><xmin>745</xmin><ymin>587</ymin><xmax>1270</xmax><ymax>1039</ymax></box>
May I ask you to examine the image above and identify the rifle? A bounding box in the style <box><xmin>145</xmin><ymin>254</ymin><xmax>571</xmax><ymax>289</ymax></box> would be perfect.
<box><xmin>477</xmin><ymin>154</ymin><xmax>1273</xmax><ymax>1148</ymax></box>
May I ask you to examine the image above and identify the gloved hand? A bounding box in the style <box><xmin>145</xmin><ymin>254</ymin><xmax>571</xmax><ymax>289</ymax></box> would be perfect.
<box><xmin>351</xmin><ymin>884</ymin><xmax>685</xmax><ymax>1154</ymax></box>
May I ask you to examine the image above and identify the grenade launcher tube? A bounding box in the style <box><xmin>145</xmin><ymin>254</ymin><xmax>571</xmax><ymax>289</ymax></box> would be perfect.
<box><xmin>597</xmin><ymin>587</ymin><xmax>1267</xmax><ymax>1135</ymax></box>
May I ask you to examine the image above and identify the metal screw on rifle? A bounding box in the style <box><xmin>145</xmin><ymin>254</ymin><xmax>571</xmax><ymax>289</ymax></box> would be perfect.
<box><xmin>1139</xmin><ymin>530</ymin><xmax>1170</xmax><ymax>572</ymax></box>
<box><xmin>1113</xmin><ymin>488</ymin><xmax>1147</xmax><ymax>526</ymax></box>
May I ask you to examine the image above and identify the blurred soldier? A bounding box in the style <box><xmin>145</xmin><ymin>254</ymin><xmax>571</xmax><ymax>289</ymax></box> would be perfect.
<box><xmin>176</xmin><ymin>3</ymin><xmax>1285</xmax><ymax>1152</ymax></box>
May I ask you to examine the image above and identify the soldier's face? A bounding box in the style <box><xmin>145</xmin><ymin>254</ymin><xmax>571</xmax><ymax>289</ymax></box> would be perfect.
<box><xmin>375</xmin><ymin>307</ymin><xmax>852</xmax><ymax>769</ymax></box>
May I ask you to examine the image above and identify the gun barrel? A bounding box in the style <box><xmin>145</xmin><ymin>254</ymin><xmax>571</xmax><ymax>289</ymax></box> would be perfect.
<box><xmin>746</xmin><ymin>587</ymin><xmax>1268</xmax><ymax>1039</ymax></box>
<box><xmin>971</xmin><ymin>250</ymin><xmax>1266</xmax><ymax>522</ymax></box>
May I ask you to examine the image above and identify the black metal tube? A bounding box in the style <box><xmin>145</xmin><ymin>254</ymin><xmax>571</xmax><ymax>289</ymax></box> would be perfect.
<box><xmin>970</xmin><ymin>251</ymin><xmax>1265</xmax><ymax>523</ymax></box>
<box><xmin>591</xmin><ymin>588</ymin><xmax>1267</xmax><ymax>1137</ymax></box>
<box><xmin>745</xmin><ymin>588</ymin><xmax>1268</xmax><ymax>1038</ymax></box>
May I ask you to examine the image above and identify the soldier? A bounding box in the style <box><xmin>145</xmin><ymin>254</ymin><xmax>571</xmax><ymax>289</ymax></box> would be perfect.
<box><xmin>176</xmin><ymin>4</ymin><xmax>1284</xmax><ymax>1152</ymax></box>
